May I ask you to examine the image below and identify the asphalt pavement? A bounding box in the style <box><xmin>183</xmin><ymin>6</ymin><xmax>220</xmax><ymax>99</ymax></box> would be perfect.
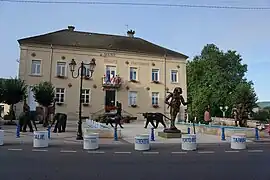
<box><xmin>1</xmin><ymin>143</ymin><xmax>270</xmax><ymax>180</ymax></box>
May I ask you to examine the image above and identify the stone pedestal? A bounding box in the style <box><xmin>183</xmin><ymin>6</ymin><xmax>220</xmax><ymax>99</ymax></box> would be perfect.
<box><xmin>158</xmin><ymin>132</ymin><xmax>182</xmax><ymax>138</ymax></box>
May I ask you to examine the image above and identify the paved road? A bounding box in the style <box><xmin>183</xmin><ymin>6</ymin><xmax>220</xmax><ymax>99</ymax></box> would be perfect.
<box><xmin>1</xmin><ymin>143</ymin><xmax>270</xmax><ymax>180</ymax></box>
<box><xmin>1</xmin><ymin>142</ymin><xmax>270</xmax><ymax>153</ymax></box>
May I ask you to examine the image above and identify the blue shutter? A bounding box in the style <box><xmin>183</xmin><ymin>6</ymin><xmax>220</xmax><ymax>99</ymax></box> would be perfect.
<box><xmin>106</xmin><ymin>68</ymin><xmax>110</xmax><ymax>82</ymax></box>
<box><xmin>111</xmin><ymin>70</ymin><xmax>115</xmax><ymax>77</ymax></box>
<box><xmin>130</xmin><ymin>69</ymin><xmax>133</xmax><ymax>80</ymax></box>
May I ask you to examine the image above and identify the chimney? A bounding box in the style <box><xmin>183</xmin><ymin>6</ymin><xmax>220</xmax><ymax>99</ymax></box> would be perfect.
<box><xmin>127</xmin><ymin>30</ymin><xmax>135</xmax><ymax>37</ymax></box>
<box><xmin>68</xmin><ymin>26</ymin><xmax>75</xmax><ymax>31</ymax></box>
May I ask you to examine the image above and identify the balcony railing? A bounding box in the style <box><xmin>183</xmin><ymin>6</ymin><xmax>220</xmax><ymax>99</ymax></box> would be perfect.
<box><xmin>102</xmin><ymin>76</ymin><xmax>122</xmax><ymax>88</ymax></box>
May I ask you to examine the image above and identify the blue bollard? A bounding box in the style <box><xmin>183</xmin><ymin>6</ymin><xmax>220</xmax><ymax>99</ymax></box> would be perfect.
<box><xmin>150</xmin><ymin>128</ymin><xmax>155</xmax><ymax>141</ymax></box>
<box><xmin>114</xmin><ymin>127</ymin><xmax>118</xmax><ymax>141</ymax></box>
<box><xmin>221</xmin><ymin>127</ymin><xmax>226</xmax><ymax>141</ymax></box>
<box><xmin>16</xmin><ymin>124</ymin><xmax>20</xmax><ymax>138</ymax></box>
<box><xmin>47</xmin><ymin>126</ymin><xmax>51</xmax><ymax>139</ymax></box>
<box><xmin>255</xmin><ymin>127</ymin><xmax>259</xmax><ymax>141</ymax></box>
<box><xmin>187</xmin><ymin>127</ymin><xmax>191</xmax><ymax>134</ymax></box>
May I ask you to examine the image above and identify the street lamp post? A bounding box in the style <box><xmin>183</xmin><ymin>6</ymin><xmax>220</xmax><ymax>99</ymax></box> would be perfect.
<box><xmin>69</xmin><ymin>58</ymin><xmax>96</xmax><ymax>140</ymax></box>
<box><xmin>220</xmin><ymin>106</ymin><xmax>228</xmax><ymax>118</ymax></box>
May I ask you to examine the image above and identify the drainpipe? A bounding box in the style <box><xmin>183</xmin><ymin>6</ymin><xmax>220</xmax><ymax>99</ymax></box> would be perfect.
<box><xmin>163</xmin><ymin>52</ymin><xmax>167</xmax><ymax>116</ymax></box>
<box><xmin>49</xmin><ymin>44</ymin><xmax>53</xmax><ymax>82</ymax></box>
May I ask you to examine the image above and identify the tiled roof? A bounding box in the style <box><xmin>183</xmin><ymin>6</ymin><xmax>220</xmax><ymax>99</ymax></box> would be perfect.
<box><xmin>18</xmin><ymin>27</ymin><xmax>188</xmax><ymax>59</ymax></box>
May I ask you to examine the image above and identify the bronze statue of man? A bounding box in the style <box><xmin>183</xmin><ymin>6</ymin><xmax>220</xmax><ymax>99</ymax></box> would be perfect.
<box><xmin>165</xmin><ymin>87</ymin><xmax>188</xmax><ymax>133</ymax></box>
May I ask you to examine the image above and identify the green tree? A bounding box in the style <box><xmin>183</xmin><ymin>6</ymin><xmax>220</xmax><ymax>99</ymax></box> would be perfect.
<box><xmin>2</xmin><ymin>78</ymin><xmax>27</xmax><ymax>121</ymax></box>
<box><xmin>252</xmin><ymin>107</ymin><xmax>270</xmax><ymax>122</ymax></box>
<box><xmin>0</xmin><ymin>78</ymin><xmax>4</xmax><ymax>103</ymax></box>
<box><xmin>32</xmin><ymin>81</ymin><xmax>55</xmax><ymax>127</ymax></box>
<box><xmin>187</xmin><ymin>44</ymin><xmax>257</xmax><ymax>122</ymax></box>
<box><xmin>228</xmin><ymin>81</ymin><xmax>258</xmax><ymax>113</ymax></box>
<box><xmin>253</xmin><ymin>111</ymin><xmax>270</xmax><ymax>122</ymax></box>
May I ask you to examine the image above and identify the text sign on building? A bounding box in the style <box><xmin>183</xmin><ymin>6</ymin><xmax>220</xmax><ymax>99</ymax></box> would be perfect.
<box><xmin>100</xmin><ymin>53</ymin><xmax>116</xmax><ymax>57</ymax></box>
<box><xmin>104</xmin><ymin>59</ymin><xmax>117</xmax><ymax>64</ymax></box>
<box><xmin>131</xmin><ymin>61</ymin><xmax>149</xmax><ymax>66</ymax></box>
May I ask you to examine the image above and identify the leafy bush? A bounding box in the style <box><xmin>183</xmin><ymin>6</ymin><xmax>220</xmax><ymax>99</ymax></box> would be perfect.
<box><xmin>0</xmin><ymin>78</ymin><xmax>4</xmax><ymax>103</ymax></box>
<box><xmin>2</xmin><ymin>78</ymin><xmax>27</xmax><ymax>120</ymax></box>
<box><xmin>252</xmin><ymin>110</ymin><xmax>270</xmax><ymax>123</ymax></box>
<box><xmin>32</xmin><ymin>81</ymin><xmax>55</xmax><ymax>127</ymax></box>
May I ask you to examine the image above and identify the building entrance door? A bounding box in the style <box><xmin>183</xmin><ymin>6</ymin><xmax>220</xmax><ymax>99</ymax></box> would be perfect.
<box><xmin>105</xmin><ymin>90</ymin><xmax>116</xmax><ymax>112</ymax></box>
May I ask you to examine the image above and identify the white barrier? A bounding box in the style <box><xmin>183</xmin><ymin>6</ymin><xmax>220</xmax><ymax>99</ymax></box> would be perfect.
<box><xmin>33</xmin><ymin>131</ymin><xmax>49</xmax><ymax>148</ymax></box>
<box><xmin>231</xmin><ymin>134</ymin><xmax>246</xmax><ymax>150</ymax></box>
<box><xmin>86</xmin><ymin>119</ymin><xmax>102</xmax><ymax>129</ymax></box>
<box><xmin>0</xmin><ymin>130</ymin><xmax>4</xmax><ymax>146</ymax></box>
<box><xmin>84</xmin><ymin>133</ymin><xmax>99</xmax><ymax>150</ymax></box>
<box><xmin>181</xmin><ymin>134</ymin><xmax>197</xmax><ymax>151</ymax></box>
<box><xmin>134</xmin><ymin>134</ymin><xmax>150</xmax><ymax>151</ymax></box>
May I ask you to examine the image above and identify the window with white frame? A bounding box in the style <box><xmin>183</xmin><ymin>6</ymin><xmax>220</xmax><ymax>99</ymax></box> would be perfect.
<box><xmin>151</xmin><ymin>92</ymin><xmax>159</xmax><ymax>105</ymax></box>
<box><xmin>171</xmin><ymin>70</ymin><xmax>178</xmax><ymax>83</ymax></box>
<box><xmin>151</xmin><ymin>69</ymin><xmax>159</xmax><ymax>81</ymax></box>
<box><xmin>55</xmin><ymin>88</ymin><xmax>65</xmax><ymax>103</ymax></box>
<box><xmin>81</xmin><ymin>89</ymin><xmax>91</xmax><ymax>104</ymax></box>
<box><xmin>129</xmin><ymin>67</ymin><xmax>137</xmax><ymax>81</ymax></box>
<box><xmin>56</xmin><ymin>62</ymin><xmax>66</xmax><ymax>76</ymax></box>
<box><xmin>31</xmin><ymin>60</ymin><xmax>41</xmax><ymax>75</ymax></box>
<box><xmin>82</xmin><ymin>65</ymin><xmax>90</xmax><ymax>77</ymax></box>
<box><xmin>128</xmin><ymin>91</ymin><xmax>137</xmax><ymax>105</ymax></box>
<box><xmin>105</xmin><ymin>65</ymin><xmax>116</xmax><ymax>83</ymax></box>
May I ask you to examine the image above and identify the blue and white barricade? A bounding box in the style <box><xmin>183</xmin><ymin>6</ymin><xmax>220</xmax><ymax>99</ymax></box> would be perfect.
<box><xmin>33</xmin><ymin>131</ymin><xmax>49</xmax><ymax>148</ymax></box>
<box><xmin>84</xmin><ymin>133</ymin><xmax>99</xmax><ymax>150</ymax></box>
<box><xmin>231</xmin><ymin>134</ymin><xmax>246</xmax><ymax>150</ymax></box>
<box><xmin>86</xmin><ymin>119</ymin><xmax>105</xmax><ymax>129</ymax></box>
<box><xmin>181</xmin><ymin>134</ymin><xmax>197</xmax><ymax>151</ymax></box>
<box><xmin>0</xmin><ymin>130</ymin><xmax>4</xmax><ymax>146</ymax></box>
<box><xmin>95</xmin><ymin>121</ymin><xmax>99</xmax><ymax>128</ymax></box>
<box><xmin>86</xmin><ymin>119</ymin><xmax>92</xmax><ymax>126</ymax></box>
<box><xmin>134</xmin><ymin>134</ymin><xmax>150</xmax><ymax>151</ymax></box>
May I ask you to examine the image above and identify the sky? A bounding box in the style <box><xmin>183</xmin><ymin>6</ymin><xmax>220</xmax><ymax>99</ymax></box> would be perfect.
<box><xmin>0</xmin><ymin>0</ymin><xmax>269</xmax><ymax>101</ymax></box>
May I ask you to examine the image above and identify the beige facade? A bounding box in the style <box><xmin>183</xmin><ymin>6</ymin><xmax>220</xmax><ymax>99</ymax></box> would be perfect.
<box><xmin>18</xmin><ymin>28</ymin><xmax>188</xmax><ymax>120</ymax></box>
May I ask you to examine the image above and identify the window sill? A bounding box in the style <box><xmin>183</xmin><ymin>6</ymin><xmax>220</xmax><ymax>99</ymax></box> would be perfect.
<box><xmin>29</xmin><ymin>74</ymin><xmax>42</xmax><ymax>77</ymax></box>
<box><xmin>84</xmin><ymin>76</ymin><xmax>93</xmax><ymax>80</ymax></box>
<box><xmin>56</xmin><ymin>102</ymin><xmax>65</xmax><ymax>106</ymax></box>
<box><xmin>170</xmin><ymin>82</ymin><xmax>180</xmax><ymax>84</ymax></box>
<box><xmin>129</xmin><ymin>104</ymin><xmax>138</xmax><ymax>108</ymax></box>
<box><xmin>56</xmin><ymin>75</ymin><xmax>67</xmax><ymax>79</ymax></box>
<box><xmin>152</xmin><ymin>105</ymin><xmax>160</xmax><ymax>108</ymax></box>
<box><xmin>152</xmin><ymin>80</ymin><xmax>161</xmax><ymax>84</ymax></box>
<box><xmin>129</xmin><ymin>80</ymin><xmax>139</xmax><ymax>83</ymax></box>
<box><xmin>82</xmin><ymin>103</ymin><xmax>91</xmax><ymax>107</ymax></box>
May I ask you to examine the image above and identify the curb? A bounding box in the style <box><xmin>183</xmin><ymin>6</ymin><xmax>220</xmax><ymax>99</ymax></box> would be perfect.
<box><xmin>252</xmin><ymin>140</ymin><xmax>270</xmax><ymax>143</ymax></box>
